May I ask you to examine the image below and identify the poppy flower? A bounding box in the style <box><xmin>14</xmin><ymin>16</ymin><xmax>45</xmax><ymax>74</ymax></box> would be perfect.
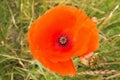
<box><xmin>27</xmin><ymin>6</ymin><xmax>99</xmax><ymax>76</ymax></box>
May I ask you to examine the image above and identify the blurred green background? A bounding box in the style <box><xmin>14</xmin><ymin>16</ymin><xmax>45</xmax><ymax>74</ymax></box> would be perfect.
<box><xmin>0</xmin><ymin>0</ymin><xmax>120</xmax><ymax>80</ymax></box>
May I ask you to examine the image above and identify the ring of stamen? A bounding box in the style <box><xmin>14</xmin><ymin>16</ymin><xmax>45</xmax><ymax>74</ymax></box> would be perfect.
<box><xmin>59</xmin><ymin>36</ymin><xmax>67</xmax><ymax>45</ymax></box>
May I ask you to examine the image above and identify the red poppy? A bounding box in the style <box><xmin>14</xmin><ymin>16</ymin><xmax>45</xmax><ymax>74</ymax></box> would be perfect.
<box><xmin>27</xmin><ymin>6</ymin><xmax>99</xmax><ymax>76</ymax></box>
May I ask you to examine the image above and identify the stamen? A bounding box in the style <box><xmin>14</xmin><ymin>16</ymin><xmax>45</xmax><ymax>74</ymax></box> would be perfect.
<box><xmin>59</xmin><ymin>36</ymin><xmax>67</xmax><ymax>45</ymax></box>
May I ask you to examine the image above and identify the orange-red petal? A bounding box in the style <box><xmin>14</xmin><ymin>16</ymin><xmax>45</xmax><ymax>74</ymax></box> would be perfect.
<box><xmin>73</xmin><ymin>14</ymin><xmax>98</xmax><ymax>56</ymax></box>
<box><xmin>84</xmin><ymin>27</ymin><xmax>99</xmax><ymax>55</ymax></box>
<box><xmin>31</xmin><ymin>49</ymin><xmax>76</xmax><ymax>76</ymax></box>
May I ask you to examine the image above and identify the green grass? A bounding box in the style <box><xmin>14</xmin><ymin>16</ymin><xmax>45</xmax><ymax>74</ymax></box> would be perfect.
<box><xmin>0</xmin><ymin>0</ymin><xmax>120</xmax><ymax>80</ymax></box>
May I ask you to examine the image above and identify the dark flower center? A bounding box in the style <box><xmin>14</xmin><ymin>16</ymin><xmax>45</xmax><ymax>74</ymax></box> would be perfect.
<box><xmin>54</xmin><ymin>33</ymin><xmax>73</xmax><ymax>52</ymax></box>
<box><xmin>59</xmin><ymin>36</ymin><xmax>67</xmax><ymax>45</ymax></box>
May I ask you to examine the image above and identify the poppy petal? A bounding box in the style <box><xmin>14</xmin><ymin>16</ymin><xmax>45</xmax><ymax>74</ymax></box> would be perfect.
<box><xmin>77</xmin><ymin>20</ymin><xmax>99</xmax><ymax>56</ymax></box>
<box><xmin>46</xmin><ymin>59</ymin><xmax>76</xmax><ymax>76</ymax></box>
<box><xmin>86</xmin><ymin>28</ymin><xmax>99</xmax><ymax>54</ymax></box>
<box><xmin>73</xmin><ymin>17</ymin><xmax>98</xmax><ymax>56</ymax></box>
<box><xmin>31</xmin><ymin>49</ymin><xmax>76</xmax><ymax>76</ymax></box>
